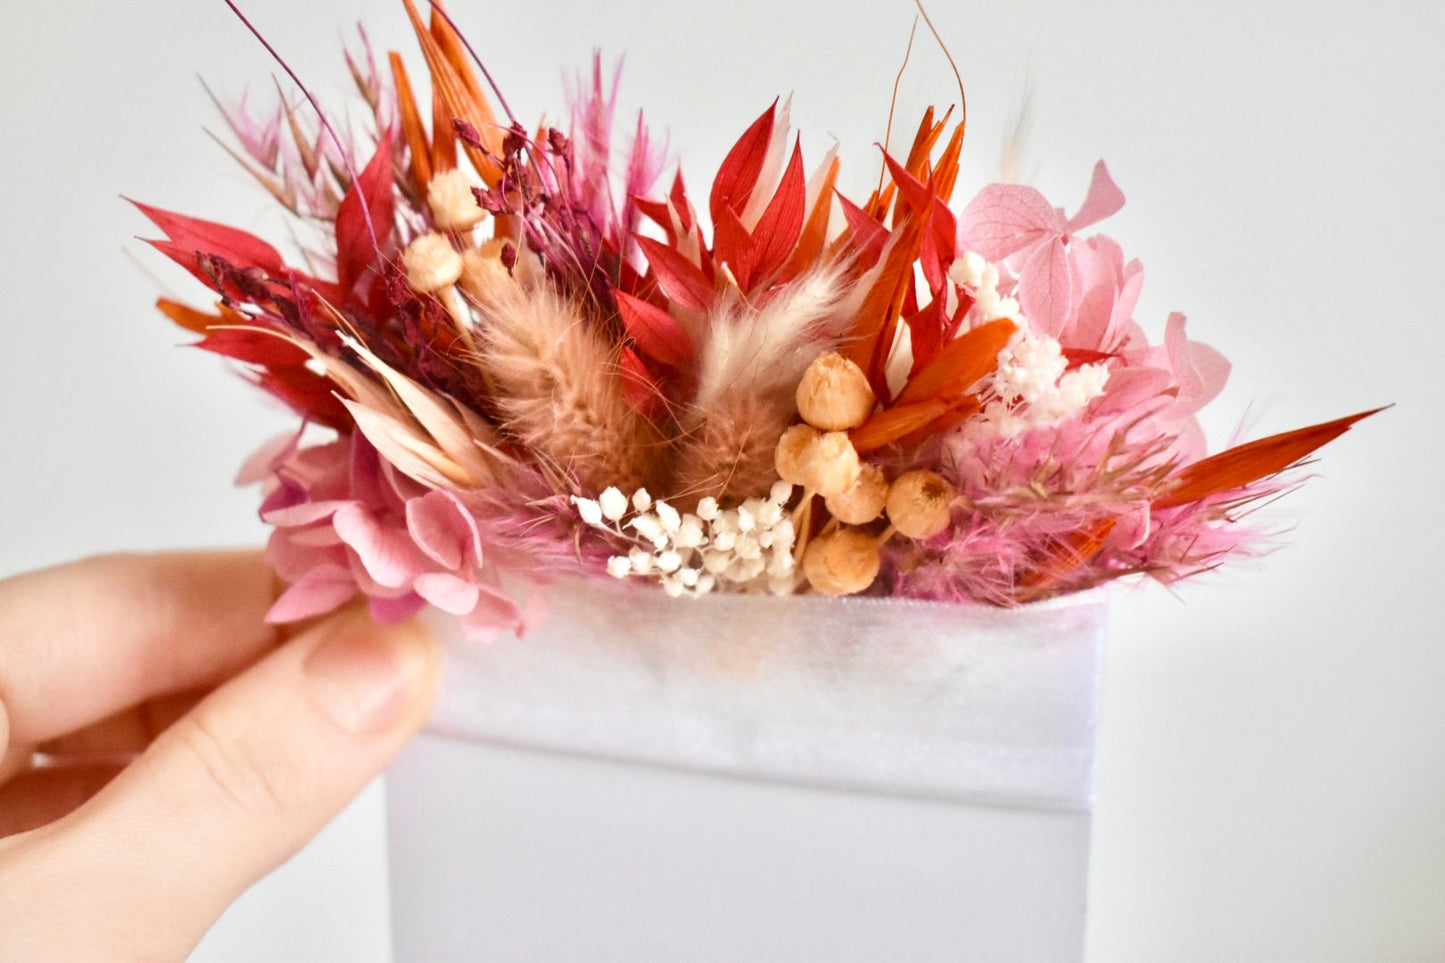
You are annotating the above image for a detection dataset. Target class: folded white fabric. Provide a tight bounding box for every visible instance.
[424,578,1107,810]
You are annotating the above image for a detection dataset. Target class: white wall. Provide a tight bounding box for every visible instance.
[1,0,1439,959]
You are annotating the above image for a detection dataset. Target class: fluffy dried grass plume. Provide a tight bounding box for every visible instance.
[471,280,666,494]
[671,266,855,504]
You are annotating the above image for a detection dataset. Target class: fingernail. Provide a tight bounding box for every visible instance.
[303,616,437,735]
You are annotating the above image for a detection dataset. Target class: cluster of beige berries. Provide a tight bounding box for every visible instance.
[777,352,960,596]
[398,169,542,326]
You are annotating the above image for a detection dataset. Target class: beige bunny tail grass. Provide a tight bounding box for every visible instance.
[473,284,666,494]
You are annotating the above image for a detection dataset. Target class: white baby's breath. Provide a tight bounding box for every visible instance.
[595,482,799,596]
[572,495,604,527]
[599,486,629,522]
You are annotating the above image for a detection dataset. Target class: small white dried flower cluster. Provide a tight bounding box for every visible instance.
[949,251,1021,322]
[947,251,1110,438]
[972,334,1110,438]
[572,483,798,596]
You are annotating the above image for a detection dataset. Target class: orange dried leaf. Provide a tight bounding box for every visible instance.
[1022,519,1117,593]
[931,122,966,205]
[850,399,949,453]
[156,298,224,335]
[782,154,839,280]
[842,216,927,390]
[400,0,502,185]
[430,2,490,109]
[389,51,432,192]
[895,318,1016,407]
[896,396,983,449]
[902,107,949,179]
[1153,407,1384,509]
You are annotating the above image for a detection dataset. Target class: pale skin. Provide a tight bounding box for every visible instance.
[0,550,439,960]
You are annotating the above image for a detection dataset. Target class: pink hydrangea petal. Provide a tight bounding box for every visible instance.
[346,547,418,597]
[1165,313,1231,417]
[1016,237,1071,338]
[383,458,429,504]
[263,499,353,527]
[369,592,427,625]
[956,183,1062,261]
[1096,367,1174,415]
[332,503,429,589]
[1067,241,1119,350]
[1116,260,1144,329]
[1170,417,1209,462]
[406,490,484,570]
[259,482,306,516]
[413,572,482,615]
[1064,160,1126,234]
[348,433,393,512]
[456,588,524,642]
[285,439,352,493]
[266,565,357,623]
[237,430,302,485]
[266,530,349,581]
[1110,501,1153,550]
[287,526,346,548]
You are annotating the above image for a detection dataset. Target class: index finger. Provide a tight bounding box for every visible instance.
[0,551,281,746]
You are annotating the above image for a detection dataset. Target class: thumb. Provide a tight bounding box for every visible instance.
[2,608,439,961]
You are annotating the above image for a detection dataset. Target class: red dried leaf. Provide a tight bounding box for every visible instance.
[903,298,945,377]
[618,345,667,419]
[635,236,713,310]
[614,290,696,367]
[634,197,676,238]
[836,192,888,266]
[1153,408,1383,509]
[1062,347,1117,369]
[251,368,351,431]
[194,327,312,367]
[883,153,933,220]
[713,205,757,292]
[709,102,776,226]
[669,172,694,234]
[132,201,286,274]
[750,140,807,283]
[335,130,396,298]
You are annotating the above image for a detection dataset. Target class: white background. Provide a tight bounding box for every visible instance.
[1,0,1441,959]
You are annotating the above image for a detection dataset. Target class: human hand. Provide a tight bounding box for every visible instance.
[0,550,439,960]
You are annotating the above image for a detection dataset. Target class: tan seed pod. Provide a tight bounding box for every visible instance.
[803,528,882,596]
[402,233,463,293]
[885,470,958,539]
[774,423,819,486]
[795,351,876,430]
[801,430,861,498]
[426,168,488,232]
[824,462,888,525]
[459,244,514,305]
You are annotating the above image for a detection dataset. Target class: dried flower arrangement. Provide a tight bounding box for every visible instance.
[141,0,1377,641]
